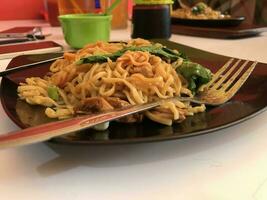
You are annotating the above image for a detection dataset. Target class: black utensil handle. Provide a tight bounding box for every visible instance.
[0,56,63,77]
[0,38,32,45]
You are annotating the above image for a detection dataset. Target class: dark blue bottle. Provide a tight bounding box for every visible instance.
[131,4,171,39]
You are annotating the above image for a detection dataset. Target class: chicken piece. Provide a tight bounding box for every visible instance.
[117,113,144,123]
[76,97,114,113]
[128,65,154,77]
[76,96,143,123]
[105,97,130,108]
[105,97,144,123]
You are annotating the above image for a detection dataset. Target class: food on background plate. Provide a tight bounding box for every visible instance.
[17,38,212,129]
[172,2,230,20]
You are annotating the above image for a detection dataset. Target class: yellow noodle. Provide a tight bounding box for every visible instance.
[17,39,206,126]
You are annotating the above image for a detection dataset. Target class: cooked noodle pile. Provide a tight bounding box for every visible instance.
[17,39,205,126]
[172,2,230,20]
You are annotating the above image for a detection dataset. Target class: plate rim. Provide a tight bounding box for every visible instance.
[171,16,246,27]
[171,16,245,21]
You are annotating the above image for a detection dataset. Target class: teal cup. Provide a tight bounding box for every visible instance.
[59,14,112,49]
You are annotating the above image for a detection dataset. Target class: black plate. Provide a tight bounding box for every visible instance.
[171,16,245,27]
[0,40,266,145]
[171,24,267,39]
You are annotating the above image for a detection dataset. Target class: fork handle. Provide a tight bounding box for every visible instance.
[0,96,203,148]
[0,99,161,148]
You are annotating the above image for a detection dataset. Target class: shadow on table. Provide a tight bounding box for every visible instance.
[35,112,265,177]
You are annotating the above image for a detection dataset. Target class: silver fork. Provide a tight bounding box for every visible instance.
[0,58,257,148]
[193,58,257,105]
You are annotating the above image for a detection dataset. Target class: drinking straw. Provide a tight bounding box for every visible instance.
[67,0,121,15]
[104,0,121,15]
[70,0,83,13]
[95,0,101,9]
[95,0,102,13]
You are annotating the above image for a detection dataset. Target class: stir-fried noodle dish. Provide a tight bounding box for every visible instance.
[17,39,212,129]
[172,2,230,20]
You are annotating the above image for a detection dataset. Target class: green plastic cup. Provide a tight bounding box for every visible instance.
[59,14,112,49]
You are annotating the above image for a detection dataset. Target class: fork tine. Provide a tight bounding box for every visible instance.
[210,59,241,90]
[225,61,257,98]
[219,60,249,91]
[205,58,234,88]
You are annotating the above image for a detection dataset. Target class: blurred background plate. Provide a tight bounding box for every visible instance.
[0,40,267,145]
[171,16,245,27]
[171,24,267,39]
[172,0,267,27]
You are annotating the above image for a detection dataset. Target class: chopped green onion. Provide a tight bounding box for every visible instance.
[48,86,59,101]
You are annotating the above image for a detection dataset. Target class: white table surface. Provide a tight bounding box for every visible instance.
[0,20,267,200]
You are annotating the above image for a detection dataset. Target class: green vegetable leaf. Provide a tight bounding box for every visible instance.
[76,55,109,65]
[191,2,206,15]
[176,61,212,93]
[48,86,59,101]
[77,45,186,65]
